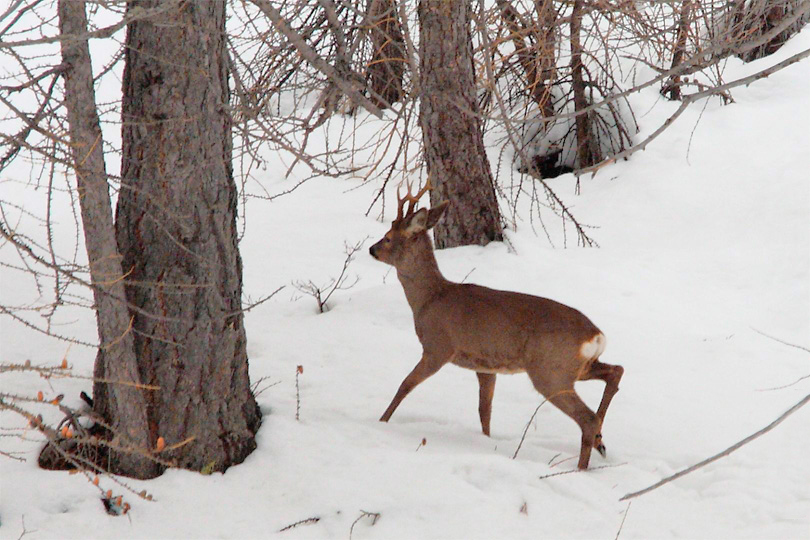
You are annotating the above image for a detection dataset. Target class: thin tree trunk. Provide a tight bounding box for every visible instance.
[533,0,557,118]
[662,0,692,100]
[367,0,405,107]
[55,0,158,478]
[496,0,555,118]
[116,0,260,473]
[419,0,502,248]
[570,0,601,168]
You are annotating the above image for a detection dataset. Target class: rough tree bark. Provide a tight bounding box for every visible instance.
[116,0,260,473]
[366,0,405,108]
[52,0,159,478]
[419,0,503,248]
[570,0,602,168]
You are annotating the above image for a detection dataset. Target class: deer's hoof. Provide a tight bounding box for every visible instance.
[595,434,606,457]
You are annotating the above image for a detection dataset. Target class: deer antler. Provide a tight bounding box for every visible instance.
[396,179,432,221]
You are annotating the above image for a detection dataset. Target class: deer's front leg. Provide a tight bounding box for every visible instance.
[380,356,444,422]
[476,372,496,436]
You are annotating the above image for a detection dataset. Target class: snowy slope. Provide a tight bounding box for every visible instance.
[2,29,809,540]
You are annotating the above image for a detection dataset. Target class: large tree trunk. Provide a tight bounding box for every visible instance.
[419,0,502,248]
[366,0,405,108]
[54,0,159,478]
[116,0,261,473]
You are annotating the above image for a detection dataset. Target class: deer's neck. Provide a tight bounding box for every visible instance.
[396,234,449,315]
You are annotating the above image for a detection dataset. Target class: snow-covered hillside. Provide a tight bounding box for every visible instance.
[2,27,809,540]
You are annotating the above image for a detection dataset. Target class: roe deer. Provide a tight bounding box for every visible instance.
[369,182,623,469]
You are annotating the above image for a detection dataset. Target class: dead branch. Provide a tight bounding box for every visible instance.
[538,462,626,479]
[247,0,383,118]
[293,239,365,313]
[512,398,549,459]
[614,501,632,540]
[295,365,303,421]
[278,516,321,532]
[0,2,183,49]
[620,392,810,501]
[579,45,810,176]
[349,510,381,540]
[752,327,810,354]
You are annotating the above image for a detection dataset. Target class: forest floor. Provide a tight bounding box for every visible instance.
[2,27,809,540]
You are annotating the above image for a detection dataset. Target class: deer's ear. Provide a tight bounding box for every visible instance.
[405,208,429,234]
[426,200,449,229]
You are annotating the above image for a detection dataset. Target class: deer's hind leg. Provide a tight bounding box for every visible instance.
[476,372,496,436]
[526,371,601,470]
[578,359,624,456]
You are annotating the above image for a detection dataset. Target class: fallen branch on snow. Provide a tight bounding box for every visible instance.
[620,392,810,501]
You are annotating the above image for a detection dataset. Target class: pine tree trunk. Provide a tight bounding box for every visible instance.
[419,0,502,249]
[367,0,405,108]
[55,0,159,478]
[116,0,261,473]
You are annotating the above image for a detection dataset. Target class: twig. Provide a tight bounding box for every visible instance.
[615,501,632,540]
[228,286,286,317]
[538,462,626,480]
[349,510,380,540]
[620,392,810,501]
[16,515,35,540]
[247,0,382,118]
[580,46,810,177]
[512,399,548,459]
[460,267,476,284]
[752,329,809,391]
[251,375,281,397]
[751,327,810,354]
[295,365,303,421]
[0,2,184,49]
[278,516,320,533]
[293,240,365,313]
[758,373,810,392]
[1,448,26,462]
[163,437,196,453]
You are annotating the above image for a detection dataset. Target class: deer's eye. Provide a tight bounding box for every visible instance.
[384,237,391,243]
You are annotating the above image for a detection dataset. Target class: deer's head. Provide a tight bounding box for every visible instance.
[369,181,448,267]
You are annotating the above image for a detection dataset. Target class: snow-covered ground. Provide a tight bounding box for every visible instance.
[2,27,809,540]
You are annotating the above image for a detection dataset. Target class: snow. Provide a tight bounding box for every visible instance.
[2,27,810,540]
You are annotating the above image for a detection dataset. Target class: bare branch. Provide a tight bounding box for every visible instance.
[278,516,321,533]
[0,2,182,49]
[247,0,383,118]
[620,392,810,501]
[580,45,810,176]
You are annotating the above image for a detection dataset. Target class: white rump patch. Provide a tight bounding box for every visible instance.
[579,333,606,359]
